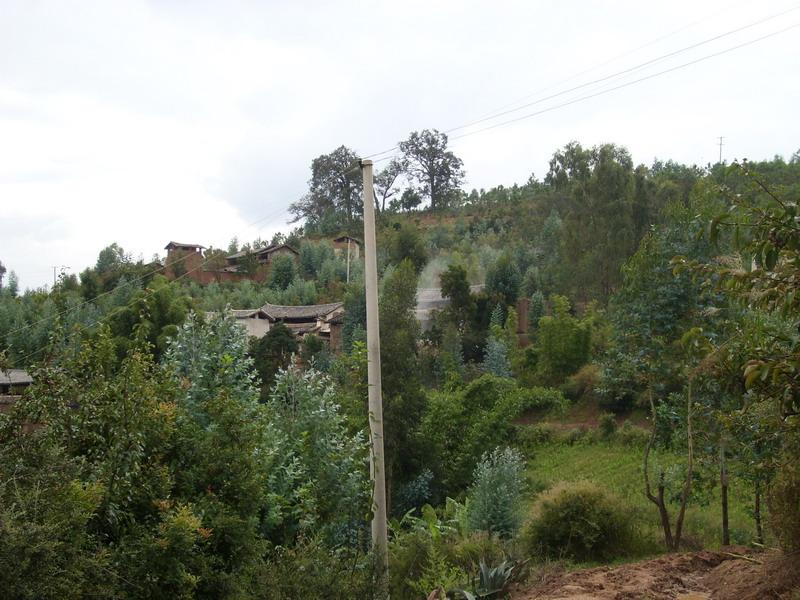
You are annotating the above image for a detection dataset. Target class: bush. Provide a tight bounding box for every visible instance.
[562,426,588,446]
[393,469,434,517]
[523,481,634,562]
[562,364,600,402]
[389,502,508,600]
[598,412,617,438]
[513,424,555,453]
[616,420,650,447]
[256,537,377,600]
[466,448,525,538]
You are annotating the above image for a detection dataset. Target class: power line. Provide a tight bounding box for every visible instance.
[461,0,751,124]
[448,23,799,143]
[364,5,799,160]
[445,4,799,136]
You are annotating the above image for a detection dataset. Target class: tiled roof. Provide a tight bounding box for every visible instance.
[226,244,299,260]
[165,241,206,250]
[261,302,343,321]
[0,369,33,386]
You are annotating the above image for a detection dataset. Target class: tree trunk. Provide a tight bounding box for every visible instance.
[673,380,694,551]
[754,479,764,545]
[720,441,730,546]
[644,386,674,550]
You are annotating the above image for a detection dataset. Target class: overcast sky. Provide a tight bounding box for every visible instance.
[2,0,798,290]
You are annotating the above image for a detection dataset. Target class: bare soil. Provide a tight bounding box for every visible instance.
[511,548,799,600]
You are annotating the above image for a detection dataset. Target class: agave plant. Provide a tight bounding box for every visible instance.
[447,558,526,600]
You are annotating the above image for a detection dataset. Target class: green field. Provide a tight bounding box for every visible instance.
[525,440,761,553]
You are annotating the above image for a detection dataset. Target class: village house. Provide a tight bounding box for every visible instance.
[227,301,345,353]
[331,235,362,259]
[163,241,300,285]
[0,369,33,415]
[224,243,299,273]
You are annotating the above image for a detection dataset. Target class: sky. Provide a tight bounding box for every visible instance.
[1,0,798,290]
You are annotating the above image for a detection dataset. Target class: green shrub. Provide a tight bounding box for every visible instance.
[523,481,634,562]
[389,505,508,600]
[563,426,588,446]
[466,448,525,538]
[513,424,555,453]
[598,412,617,438]
[517,386,568,414]
[562,364,600,401]
[256,537,377,600]
[616,420,650,447]
[420,375,530,497]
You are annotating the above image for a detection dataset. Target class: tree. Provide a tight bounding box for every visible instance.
[379,259,426,509]
[269,254,296,290]
[95,243,130,276]
[440,264,474,329]
[483,328,512,378]
[0,260,6,289]
[289,146,362,231]
[374,157,407,214]
[680,161,800,551]
[164,313,270,596]
[536,295,590,385]
[486,253,521,308]
[250,322,298,398]
[107,275,192,360]
[399,130,464,211]
[546,142,643,300]
[387,222,428,274]
[263,368,369,545]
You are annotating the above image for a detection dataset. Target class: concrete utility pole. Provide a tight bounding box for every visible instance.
[346,237,351,284]
[717,136,725,164]
[360,159,388,583]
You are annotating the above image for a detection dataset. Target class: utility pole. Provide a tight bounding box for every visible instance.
[717,136,724,164]
[361,159,388,586]
[346,237,351,284]
[51,265,69,288]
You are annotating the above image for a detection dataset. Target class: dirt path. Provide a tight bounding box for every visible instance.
[512,549,798,600]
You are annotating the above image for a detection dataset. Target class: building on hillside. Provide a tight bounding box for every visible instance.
[332,235,362,259]
[164,242,206,278]
[162,241,299,285]
[224,244,299,274]
[227,301,345,353]
[229,309,272,338]
[0,369,33,395]
[0,369,33,415]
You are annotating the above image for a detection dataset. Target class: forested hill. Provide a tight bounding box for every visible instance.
[3,133,800,597]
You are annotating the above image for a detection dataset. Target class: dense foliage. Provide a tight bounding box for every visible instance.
[2,144,800,597]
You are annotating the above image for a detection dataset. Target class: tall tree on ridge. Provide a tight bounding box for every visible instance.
[290,146,362,231]
[399,129,464,211]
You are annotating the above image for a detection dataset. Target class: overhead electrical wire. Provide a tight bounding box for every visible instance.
[461,0,751,123]
[364,4,799,159]
[448,22,799,142]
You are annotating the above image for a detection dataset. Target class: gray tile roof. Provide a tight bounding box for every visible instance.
[261,302,343,321]
[0,369,33,386]
[165,241,206,250]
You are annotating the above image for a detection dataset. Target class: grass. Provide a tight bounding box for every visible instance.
[524,438,762,552]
